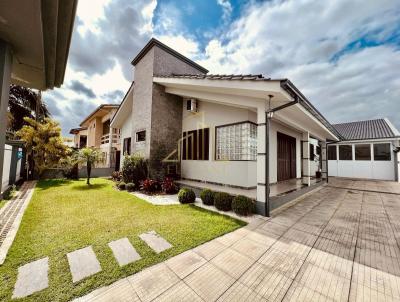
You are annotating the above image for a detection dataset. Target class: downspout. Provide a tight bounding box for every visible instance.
[264,94,299,217]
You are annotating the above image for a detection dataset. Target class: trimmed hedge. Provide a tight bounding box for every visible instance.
[178,188,196,204]
[126,183,135,192]
[232,195,254,216]
[200,189,215,205]
[214,192,233,211]
[118,182,126,190]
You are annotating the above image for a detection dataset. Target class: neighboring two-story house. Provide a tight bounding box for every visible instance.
[70,104,121,170]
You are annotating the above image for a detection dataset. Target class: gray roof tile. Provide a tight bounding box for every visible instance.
[333,119,398,140]
[154,73,276,81]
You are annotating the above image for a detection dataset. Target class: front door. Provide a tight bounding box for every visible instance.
[277,132,296,181]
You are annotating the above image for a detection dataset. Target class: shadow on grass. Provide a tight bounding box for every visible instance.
[70,183,108,191]
[36,179,73,190]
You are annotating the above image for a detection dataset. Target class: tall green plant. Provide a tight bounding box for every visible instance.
[76,148,103,185]
[121,153,148,186]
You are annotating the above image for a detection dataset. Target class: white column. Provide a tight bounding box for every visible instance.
[256,105,267,215]
[302,132,311,186]
[0,40,12,194]
[108,128,113,168]
[321,141,327,181]
[395,141,400,183]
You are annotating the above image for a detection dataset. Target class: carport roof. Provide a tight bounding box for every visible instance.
[333,118,400,141]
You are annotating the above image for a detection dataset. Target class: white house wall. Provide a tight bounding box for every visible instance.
[119,113,132,168]
[328,142,396,181]
[181,101,257,188]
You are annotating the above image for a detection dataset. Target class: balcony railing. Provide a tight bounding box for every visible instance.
[100,133,120,145]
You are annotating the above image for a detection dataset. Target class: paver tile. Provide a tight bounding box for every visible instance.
[260,221,289,236]
[139,230,172,253]
[193,239,227,261]
[211,247,254,279]
[152,281,203,302]
[215,229,247,246]
[73,279,140,302]
[184,263,235,301]
[231,237,269,260]
[127,263,179,302]
[166,250,206,279]
[67,246,102,283]
[283,281,336,302]
[108,238,141,267]
[294,262,350,301]
[217,281,266,302]
[12,257,49,299]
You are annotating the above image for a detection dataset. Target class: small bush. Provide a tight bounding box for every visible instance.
[162,177,178,194]
[232,195,255,216]
[118,182,126,190]
[178,188,196,204]
[140,179,160,193]
[126,182,135,192]
[122,154,148,186]
[214,192,233,211]
[112,171,122,181]
[200,189,215,205]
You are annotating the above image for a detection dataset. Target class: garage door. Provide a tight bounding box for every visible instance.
[328,143,395,180]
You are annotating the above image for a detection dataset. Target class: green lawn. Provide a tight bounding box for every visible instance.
[0,178,244,301]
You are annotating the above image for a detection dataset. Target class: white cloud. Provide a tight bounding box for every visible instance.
[217,0,233,22]
[157,35,200,59]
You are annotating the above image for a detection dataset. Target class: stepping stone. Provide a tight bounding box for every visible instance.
[139,231,173,253]
[12,257,49,299]
[67,246,101,283]
[108,238,141,266]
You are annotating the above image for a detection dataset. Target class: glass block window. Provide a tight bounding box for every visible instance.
[216,122,257,161]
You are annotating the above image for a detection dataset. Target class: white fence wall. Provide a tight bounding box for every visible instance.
[2,144,13,192]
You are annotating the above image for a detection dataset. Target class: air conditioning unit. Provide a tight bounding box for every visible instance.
[186,99,198,113]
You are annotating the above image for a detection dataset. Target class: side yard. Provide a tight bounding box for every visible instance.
[0,178,244,301]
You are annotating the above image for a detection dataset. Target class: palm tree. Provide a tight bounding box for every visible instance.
[75,148,103,185]
[8,84,50,135]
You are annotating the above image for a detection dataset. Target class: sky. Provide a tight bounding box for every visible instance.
[43,0,400,136]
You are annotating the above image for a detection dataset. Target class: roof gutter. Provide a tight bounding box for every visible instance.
[280,80,342,140]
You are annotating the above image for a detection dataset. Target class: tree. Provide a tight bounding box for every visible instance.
[16,117,70,177]
[75,148,103,185]
[8,85,50,135]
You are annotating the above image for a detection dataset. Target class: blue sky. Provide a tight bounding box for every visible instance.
[44,0,400,136]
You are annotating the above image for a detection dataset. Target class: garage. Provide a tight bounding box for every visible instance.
[328,119,400,181]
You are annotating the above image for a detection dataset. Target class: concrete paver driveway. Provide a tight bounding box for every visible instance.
[75,180,400,302]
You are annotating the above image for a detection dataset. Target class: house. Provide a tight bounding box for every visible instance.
[73,104,121,170]
[0,0,77,194]
[328,119,400,181]
[111,38,341,216]
[69,127,88,149]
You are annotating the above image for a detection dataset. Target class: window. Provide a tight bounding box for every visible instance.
[339,145,352,160]
[310,144,315,161]
[216,122,257,161]
[182,128,209,160]
[355,144,371,161]
[123,138,131,155]
[102,120,110,135]
[328,145,337,160]
[136,130,146,142]
[374,143,391,161]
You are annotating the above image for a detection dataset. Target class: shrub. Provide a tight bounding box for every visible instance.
[118,182,126,190]
[214,192,233,211]
[162,177,178,194]
[178,188,196,204]
[200,189,215,205]
[140,179,160,193]
[126,182,135,192]
[112,171,122,181]
[232,195,255,216]
[122,154,148,186]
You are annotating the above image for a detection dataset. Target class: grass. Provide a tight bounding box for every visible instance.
[0,178,244,301]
